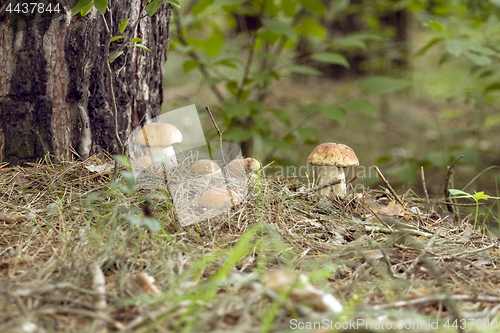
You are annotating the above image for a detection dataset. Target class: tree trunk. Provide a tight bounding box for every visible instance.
[0,0,171,164]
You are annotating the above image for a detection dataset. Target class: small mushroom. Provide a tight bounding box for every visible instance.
[307,143,359,198]
[135,123,182,166]
[198,187,240,209]
[226,157,260,178]
[190,159,221,176]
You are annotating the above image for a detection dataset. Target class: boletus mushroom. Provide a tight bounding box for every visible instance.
[198,187,240,209]
[135,123,182,166]
[307,143,358,198]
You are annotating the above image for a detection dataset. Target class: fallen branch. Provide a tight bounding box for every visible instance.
[373,166,404,206]
[205,106,236,208]
[364,294,500,311]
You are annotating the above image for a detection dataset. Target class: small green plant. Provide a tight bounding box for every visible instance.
[448,188,500,227]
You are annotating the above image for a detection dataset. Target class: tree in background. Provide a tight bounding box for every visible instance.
[0,0,171,164]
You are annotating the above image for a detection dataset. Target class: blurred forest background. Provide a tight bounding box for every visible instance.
[161,0,500,197]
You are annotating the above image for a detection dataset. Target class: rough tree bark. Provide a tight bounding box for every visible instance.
[0,0,171,164]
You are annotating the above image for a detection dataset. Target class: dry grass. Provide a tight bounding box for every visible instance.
[1,156,500,333]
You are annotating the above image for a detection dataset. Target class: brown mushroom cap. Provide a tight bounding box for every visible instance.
[227,158,260,177]
[199,188,239,208]
[307,143,359,167]
[190,159,220,175]
[135,123,182,147]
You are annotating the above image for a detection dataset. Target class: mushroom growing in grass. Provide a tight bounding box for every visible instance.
[135,123,182,166]
[307,143,359,198]
[227,158,260,179]
[198,187,240,209]
[190,159,221,176]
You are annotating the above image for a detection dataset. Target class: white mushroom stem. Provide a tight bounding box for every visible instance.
[147,146,177,167]
[317,166,346,197]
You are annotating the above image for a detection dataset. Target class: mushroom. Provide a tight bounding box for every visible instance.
[135,123,182,166]
[307,143,359,198]
[198,187,239,209]
[226,157,260,179]
[190,159,221,176]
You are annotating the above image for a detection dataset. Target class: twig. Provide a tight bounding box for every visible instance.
[289,180,342,197]
[205,107,236,208]
[442,155,463,214]
[440,201,484,207]
[366,206,393,232]
[236,33,257,102]
[373,166,404,206]
[364,294,500,311]
[396,230,440,279]
[89,261,106,310]
[3,283,100,298]
[421,166,430,206]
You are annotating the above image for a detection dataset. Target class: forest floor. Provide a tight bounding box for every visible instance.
[1,156,500,333]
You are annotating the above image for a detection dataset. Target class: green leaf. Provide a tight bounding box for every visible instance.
[146,0,163,16]
[133,44,152,52]
[448,189,472,199]
[257,31,281,44]
[109,51,124,63]
[320,105,346,123]
[80,2,94,16]
[296,127,317,141]
[427,20,443,32]
[311,52,349,68]
[262,137,294,154]
[281,0,296,17]
[297,0,325,15]
[485,82,500,94]
[201,77,221,86]
[94,0,108,14]
[226,81,238,96]
[473,191,490,201]
[125,216,161,233]
[131,38,143,43]
[192,30,225,56]
[295,17,327,39]
[444,39,463,57]
[212,0,245,6]
[119,18,129,33]
[110,35,126,42]
[261,18,296,42]
[413,37,444,56]
[192,0,213,15]
[342,99,375,115]
[426,151,448,168]
[272,109,291,126]
[358,76,412,94]
[214,58,238,68]
[288,65,323,76]
[248,100,267,112]
[467,44,496,56]
[163,0,181,8]
[71,0,92,15]
[182,59,200,73]
[464,51,492,66]
[253,115,271,135]
[223,102,251,118]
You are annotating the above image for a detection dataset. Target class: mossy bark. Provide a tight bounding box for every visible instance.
[0,0,171,164]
